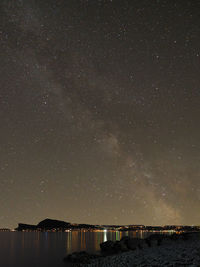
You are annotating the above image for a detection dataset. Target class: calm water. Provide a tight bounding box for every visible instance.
[0,230,162,267]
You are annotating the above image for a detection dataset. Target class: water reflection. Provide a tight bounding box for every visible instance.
[66,231,72,252]
[103,229,107,242]
[64,229,159,254]
[0,230,172,267]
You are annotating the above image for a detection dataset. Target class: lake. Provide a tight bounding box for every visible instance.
[0,230,166,267]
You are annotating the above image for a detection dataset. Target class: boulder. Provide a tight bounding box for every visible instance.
[161,236,173,246]
[170,233,180,241]
[113,240,128,253]
[138,238,148,249]
[100,240,115,254]
[120,236,130,243]
[147,234,167,246]
[145,238,151,247]
[126,238,142,250]
[120,236,147,249]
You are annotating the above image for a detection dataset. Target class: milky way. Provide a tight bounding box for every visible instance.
[0,0,200,228]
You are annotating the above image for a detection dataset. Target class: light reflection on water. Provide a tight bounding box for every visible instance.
[0,230,168,267]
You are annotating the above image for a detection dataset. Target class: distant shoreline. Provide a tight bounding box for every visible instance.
[5,218,200,233]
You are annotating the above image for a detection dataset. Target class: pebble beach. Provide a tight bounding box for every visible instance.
[66,233,200,266]
[85,239,200,266]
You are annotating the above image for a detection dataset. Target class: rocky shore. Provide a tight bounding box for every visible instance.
[64,232,200,266]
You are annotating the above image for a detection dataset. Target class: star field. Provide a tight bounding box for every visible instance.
[0,0,200,228]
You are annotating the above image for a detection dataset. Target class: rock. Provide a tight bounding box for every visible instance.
[120,236,130,243]
[113,240,128,253]
[179,232,200,241]
[120,236,147,250]
[100,240,115,254]
[161,236,173,246]
[170,233,180,240]
[139,239,149,249]
[147,234,168,246]
[126,238,142,250]
[145,238,151,247]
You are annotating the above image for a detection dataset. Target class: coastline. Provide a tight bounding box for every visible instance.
[65,232,200,266]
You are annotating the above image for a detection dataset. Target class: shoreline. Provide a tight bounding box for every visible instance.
[64,232,200,266]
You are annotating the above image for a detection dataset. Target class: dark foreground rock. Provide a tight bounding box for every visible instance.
[100,240,115,254]
[100,236,160,255]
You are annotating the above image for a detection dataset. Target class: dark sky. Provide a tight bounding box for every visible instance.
[0,0,200,228]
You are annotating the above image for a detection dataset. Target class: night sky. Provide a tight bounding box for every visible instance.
[0,0,200,228]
